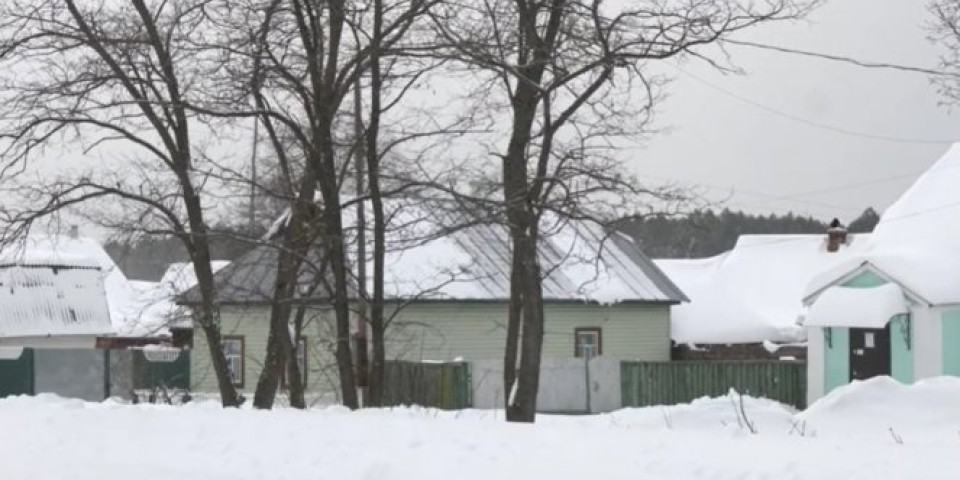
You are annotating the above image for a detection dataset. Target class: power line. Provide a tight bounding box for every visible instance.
[726,39,960,78]
[670,64,960,145]
[634,172,865,213]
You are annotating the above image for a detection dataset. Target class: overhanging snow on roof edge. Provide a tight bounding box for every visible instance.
[805,283,908,328]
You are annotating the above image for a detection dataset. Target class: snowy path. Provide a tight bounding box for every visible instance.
[2,382,959,480]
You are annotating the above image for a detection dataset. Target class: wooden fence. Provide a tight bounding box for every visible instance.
[0,349,34,397]
[621,361,807,410]
[382,361,472,410]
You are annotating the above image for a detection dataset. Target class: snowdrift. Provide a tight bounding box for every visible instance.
[1,379,959,479]
[798,376,960,440]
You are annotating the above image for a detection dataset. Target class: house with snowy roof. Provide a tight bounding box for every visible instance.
[181,216,686,410]
[0,247,112,349]
[0,233,116,399]
[0,232,202,400]
[802,143,960,404]
[654,225,868,360]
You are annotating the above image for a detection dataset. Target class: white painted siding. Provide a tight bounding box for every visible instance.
[191,306,340,402]
[806,326,824,405]
[191,302,671,398]
[913,306,941,379]
[386,302,670,362]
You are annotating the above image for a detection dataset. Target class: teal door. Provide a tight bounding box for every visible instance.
[0,348,34,397]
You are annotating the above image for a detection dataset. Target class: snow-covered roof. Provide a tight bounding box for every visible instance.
[0,252,112,338]
[123,261,230,337]
[805,283,908,328]
[655,233,870,344]
[388,221,686,303]
[190,217,685,305]
[804,143,960,306]
[1,235,143,335]
[0,235,230,338]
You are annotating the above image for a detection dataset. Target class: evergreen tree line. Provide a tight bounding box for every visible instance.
[618,207,880,259]
[109,207,881,280]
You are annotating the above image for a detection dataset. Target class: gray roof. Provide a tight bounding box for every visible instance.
[182,218,686,306]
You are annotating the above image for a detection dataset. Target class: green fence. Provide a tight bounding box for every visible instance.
[0,349,34,397]
[621,361,807,410]
[382,361,472,410]
[132,349,191,390]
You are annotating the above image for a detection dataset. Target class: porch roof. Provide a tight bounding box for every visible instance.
[805,283,908,328]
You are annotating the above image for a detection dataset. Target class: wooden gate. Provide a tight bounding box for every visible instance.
[621,361,807,410]
[382,361,472,410]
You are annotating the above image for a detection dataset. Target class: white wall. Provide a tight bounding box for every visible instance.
[806,326,824,405]
[913,306,942,379]
[471,356,622,413]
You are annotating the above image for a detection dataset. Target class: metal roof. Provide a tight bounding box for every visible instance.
[0,263,113,338]
[183,216,685,305]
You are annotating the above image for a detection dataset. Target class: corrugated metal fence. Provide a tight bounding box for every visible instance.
[621,361,807,409]
[382,361,472,410]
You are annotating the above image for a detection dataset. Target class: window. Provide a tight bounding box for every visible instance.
[281,337,308,389]
[221,336,244,387]
[574,328,602,358]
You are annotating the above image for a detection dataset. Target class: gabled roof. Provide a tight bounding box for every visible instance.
[656,233,870,344]
[803,143,960,306]
[0,258,112,338]
[124,261,231,336]
[184,216,685,305]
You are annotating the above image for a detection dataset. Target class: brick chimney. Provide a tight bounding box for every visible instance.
[826,218,848,253]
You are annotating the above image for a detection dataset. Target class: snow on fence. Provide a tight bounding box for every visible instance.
[382,360,472,410]
[621,360,807,410]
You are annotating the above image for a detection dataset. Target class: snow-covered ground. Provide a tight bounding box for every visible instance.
[2,377,959,479]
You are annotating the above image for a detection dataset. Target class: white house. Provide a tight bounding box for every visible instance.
[802,143,960,404]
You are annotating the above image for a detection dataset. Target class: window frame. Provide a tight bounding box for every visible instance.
[221,335,245,388]
[280,337,308,390]
[574,327,602,358]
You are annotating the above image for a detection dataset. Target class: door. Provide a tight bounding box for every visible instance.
[849,325,891,381]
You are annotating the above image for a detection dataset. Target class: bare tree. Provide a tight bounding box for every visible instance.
[0,0,244,406]
[428,0,817,422]
[196,0,441,409]
[930,0,960,102]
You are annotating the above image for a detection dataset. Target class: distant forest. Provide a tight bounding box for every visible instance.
[106,207,881,281]
[618,207,880,259]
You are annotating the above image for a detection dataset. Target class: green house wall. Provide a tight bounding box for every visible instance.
[841,270,887,288]
[942,309,960,376]
[890,314,914,383]
[823,327,849,393]
[190,302,671,396]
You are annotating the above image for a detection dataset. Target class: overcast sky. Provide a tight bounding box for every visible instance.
[628,0,960,222]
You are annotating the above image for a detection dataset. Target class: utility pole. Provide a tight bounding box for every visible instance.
[353,77,369,406]
[248,117,259,233]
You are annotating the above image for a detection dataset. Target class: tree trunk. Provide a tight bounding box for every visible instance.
[502,244,523,410]
[317,120,359,410]
[184,195,242,408]
[253,166,317,409]
[506,231,545,422]
[364,0,387,408]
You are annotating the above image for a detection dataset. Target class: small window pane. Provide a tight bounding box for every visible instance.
[574,328,601,358]
[221,337,244,387]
